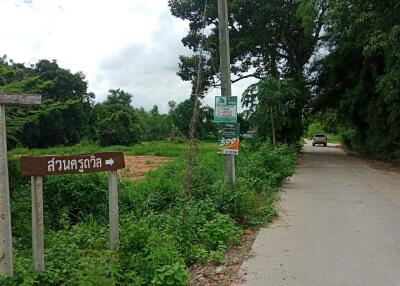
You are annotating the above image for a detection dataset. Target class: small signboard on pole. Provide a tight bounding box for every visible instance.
[20,152,125,272]
[218,123,240,155]
[214,96,237,123]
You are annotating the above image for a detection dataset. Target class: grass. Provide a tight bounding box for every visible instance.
[9,141,216,158]
[4,140,297,285]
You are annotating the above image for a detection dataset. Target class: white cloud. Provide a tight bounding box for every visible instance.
[0,0,256,113]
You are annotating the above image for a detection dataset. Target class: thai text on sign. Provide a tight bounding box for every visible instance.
[214,96,237,123]
[20,152,125,176]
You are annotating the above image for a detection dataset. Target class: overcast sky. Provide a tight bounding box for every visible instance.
[0,0,256,112]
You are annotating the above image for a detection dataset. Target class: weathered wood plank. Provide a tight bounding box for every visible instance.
[31,176,44,272]
[0,93,42,106]
[0,105,13,277]
[20,152,125,176]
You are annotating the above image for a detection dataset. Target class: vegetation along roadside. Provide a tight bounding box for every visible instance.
[2,141,296,285]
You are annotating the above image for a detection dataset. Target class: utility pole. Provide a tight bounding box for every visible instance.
[218,0,235,187]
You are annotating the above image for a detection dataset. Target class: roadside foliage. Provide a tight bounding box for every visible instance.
[313,0,400,163]
[2,142,296,285]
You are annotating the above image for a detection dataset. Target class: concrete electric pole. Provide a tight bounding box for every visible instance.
[217,0,235,187]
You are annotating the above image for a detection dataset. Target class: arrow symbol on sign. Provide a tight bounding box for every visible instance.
[105,158,114,166]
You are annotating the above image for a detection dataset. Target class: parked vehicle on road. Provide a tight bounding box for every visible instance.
[312,134,327,147]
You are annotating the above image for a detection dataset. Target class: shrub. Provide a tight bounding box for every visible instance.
[199,213,242,250]
[99,110,141,146]
[151,262,189,286]
[43,173,108,230]
[238,143,296,192]
[5,141,297,285]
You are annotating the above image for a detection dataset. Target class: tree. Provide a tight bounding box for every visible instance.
[169,0,327,85]
[313,0,400,162]
[168,0,327,144]
[98,110,140,146]
[0,57,91,148]
[89,89,141,146]
[169,99,217,139]
[242,77,301,144]
[137,105,174,141]
[105,89,133,107]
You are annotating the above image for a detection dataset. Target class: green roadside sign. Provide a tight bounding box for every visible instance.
[214,96,237,123]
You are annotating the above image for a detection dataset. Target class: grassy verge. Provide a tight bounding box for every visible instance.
[9,141,212,158]
[3,141,296,286]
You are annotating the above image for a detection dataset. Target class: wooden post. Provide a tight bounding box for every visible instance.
[0,93,41,277]
[218,0,236,187]
[31,176,44,272]
[108,170,119,250]
[0,104,13,277]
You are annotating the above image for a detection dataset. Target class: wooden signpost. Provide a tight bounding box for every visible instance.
[20,152,125,271]
[0,93,41,277]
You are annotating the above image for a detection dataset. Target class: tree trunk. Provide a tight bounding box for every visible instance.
[271,105,276,145]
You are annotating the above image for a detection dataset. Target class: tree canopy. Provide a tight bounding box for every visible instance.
[169,0,327,144]
[169,0,327,84]
[313,0,400,162]
[0,56,92,148]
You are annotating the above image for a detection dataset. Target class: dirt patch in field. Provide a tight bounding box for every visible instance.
[189,228,258,286]
[121,156,173,181]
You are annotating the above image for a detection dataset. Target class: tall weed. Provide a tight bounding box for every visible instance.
[4,141,296,285]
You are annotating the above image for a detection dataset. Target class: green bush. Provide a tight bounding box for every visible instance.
[8,159,31,248]
[43,174,109,230]
[151,262,189,286]
[98,110,141,146]
[199,213,242,250]
[238,143,296,192]
[307,122,325,138]
[4,141,296,285]
[119,217,186,285]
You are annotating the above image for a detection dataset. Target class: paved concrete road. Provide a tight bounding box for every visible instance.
[239,142,400,286]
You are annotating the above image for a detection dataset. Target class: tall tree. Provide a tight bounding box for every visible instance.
[169,99,217,139]
[89,89,141,146]
[169,0,327,143]
[0,57,91,148]
[242,77,301,144]
[313,0,400,162]
[169,0,327,85]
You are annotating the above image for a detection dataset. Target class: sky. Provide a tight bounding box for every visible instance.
[0,0,257,113]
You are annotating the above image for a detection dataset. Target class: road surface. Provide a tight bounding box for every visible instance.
[239,141,400,286]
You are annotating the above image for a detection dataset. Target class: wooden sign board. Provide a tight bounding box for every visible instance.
[20,151,125,271]
[0,93,42,106]
[20,152,125,176]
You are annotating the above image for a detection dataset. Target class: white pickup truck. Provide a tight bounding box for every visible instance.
[312,134,327,147]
